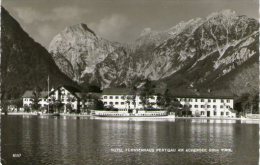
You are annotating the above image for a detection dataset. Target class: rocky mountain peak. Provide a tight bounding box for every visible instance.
[48,9,258,96]
[48,22,121,83]
[64,23,96,37]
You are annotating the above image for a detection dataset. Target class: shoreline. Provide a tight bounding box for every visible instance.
[2,112,260,121]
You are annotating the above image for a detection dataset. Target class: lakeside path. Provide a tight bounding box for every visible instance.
[175,116,260,121]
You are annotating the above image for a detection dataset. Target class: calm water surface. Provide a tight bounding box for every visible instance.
[1,116,259,165]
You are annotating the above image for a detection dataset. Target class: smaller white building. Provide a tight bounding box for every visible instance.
[22,91,49,108]
[22,86,82,112]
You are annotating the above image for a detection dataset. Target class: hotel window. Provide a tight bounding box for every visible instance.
[189,98,192,102]
[121,96,125,99]
[201,111,205,115]
[109,102,113,105]
[115,96,119,99]
[208,99,211,102]
[195,99,198,102]
[213,99,216,102]
[221,112,224,116]
[227,99,230,103]
[104,96,107,99]
[214,111,216,116]
[220,105,223,108]
[207,105,210,108]
[121,102,124,105]
[109,96,113,99]
[221,99,224,103]
[195,105,198,108]
[213,105,216,108]
[201,105,204,108]
[226,112,229,116]
[115,102,119,105]
[201,99,204,102]
[189,105,192,108]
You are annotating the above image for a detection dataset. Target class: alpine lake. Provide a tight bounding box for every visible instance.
[1,115,259,165]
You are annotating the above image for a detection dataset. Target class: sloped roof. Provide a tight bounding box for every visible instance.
[102,88,132,95]
[171,88,235,99]
[48,85,81,98]
[75,92,101,99]
[22,91,48,98]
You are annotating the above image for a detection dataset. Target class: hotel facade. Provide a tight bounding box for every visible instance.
[22,86,236,117]
[100,88,236,117]
[176,96,235,117]
[22,86,95,113]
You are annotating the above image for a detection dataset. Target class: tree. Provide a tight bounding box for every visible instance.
[31,88,41,111]
[66,94,76,113]
[53,100,63,113]
[168,98,182,116]
[80,93,90,113]
[140,79,155,110]
[131,86,137,110]
[230,63,259,115]
[11,99,23,111]
[126,96,131,110]
[24,104,30,112]
[93,99,104,110]
[157,89,172,110]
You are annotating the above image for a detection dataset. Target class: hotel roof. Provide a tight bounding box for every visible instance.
[102,87,166,95]
[102,88,234,99]
[171,89,235,99]
[22,91,48,98]
[102,88,133,95]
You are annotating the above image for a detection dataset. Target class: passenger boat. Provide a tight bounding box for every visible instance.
[91,109,175,118]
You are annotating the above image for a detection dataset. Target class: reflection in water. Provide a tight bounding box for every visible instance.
[1,116,259,165]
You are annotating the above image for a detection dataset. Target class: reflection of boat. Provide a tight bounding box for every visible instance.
[37,112,60,116]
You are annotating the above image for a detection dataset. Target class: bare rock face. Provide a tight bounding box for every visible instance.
[49,10,259,93]
[49,23,121,83]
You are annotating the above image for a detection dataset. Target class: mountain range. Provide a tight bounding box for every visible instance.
[1,7,259,102]
[48,10,259,97]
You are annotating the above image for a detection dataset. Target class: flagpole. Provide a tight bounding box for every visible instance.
[48,75,49,114]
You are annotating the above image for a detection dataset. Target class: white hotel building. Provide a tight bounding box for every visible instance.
[176,96,236,117]
[101,88,236,117]
[101,88,159,111]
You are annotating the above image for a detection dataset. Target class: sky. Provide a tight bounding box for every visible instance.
[3,0,259,48]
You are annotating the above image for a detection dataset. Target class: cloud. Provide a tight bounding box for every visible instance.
[90,14,130,41]
[52,7,88,21]
[13,6,89,23]
[14,7,43,24]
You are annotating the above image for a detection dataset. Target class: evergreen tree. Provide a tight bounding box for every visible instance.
[140,79,155,110]
[31,87,41,111]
